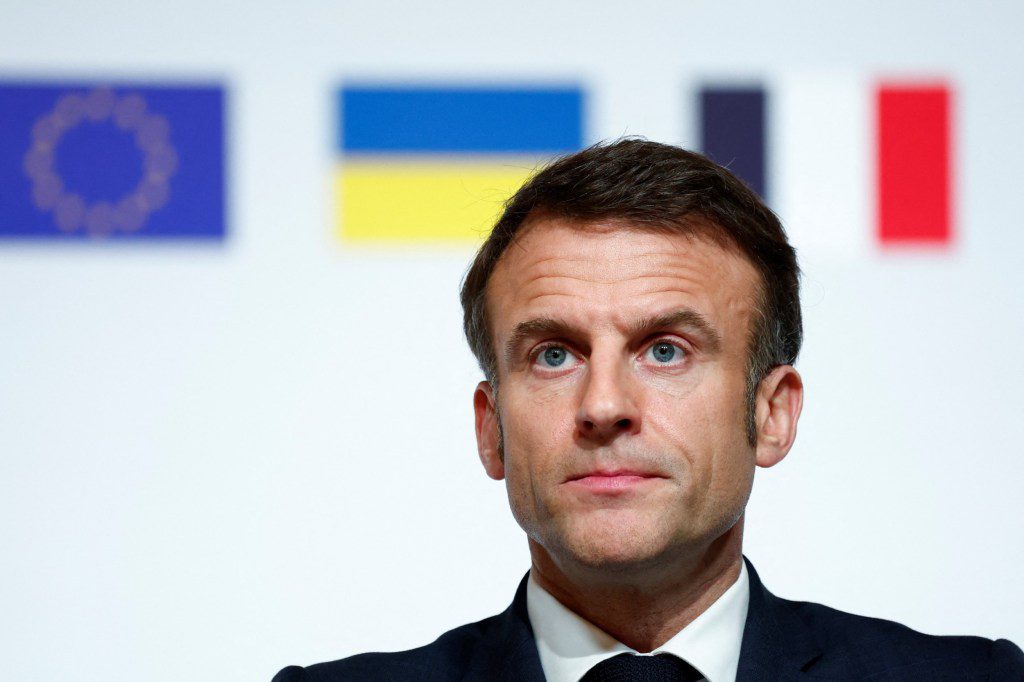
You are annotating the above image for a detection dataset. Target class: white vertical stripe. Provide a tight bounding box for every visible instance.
[771,73,872,259]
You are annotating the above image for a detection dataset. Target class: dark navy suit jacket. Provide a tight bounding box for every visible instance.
[274,559,1024,681]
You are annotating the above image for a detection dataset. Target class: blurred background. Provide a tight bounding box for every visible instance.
[2,1,1022,679]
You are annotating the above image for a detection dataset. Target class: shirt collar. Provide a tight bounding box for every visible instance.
[526,561,750,682]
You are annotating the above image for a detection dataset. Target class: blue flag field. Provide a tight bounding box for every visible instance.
[0,82,224,240]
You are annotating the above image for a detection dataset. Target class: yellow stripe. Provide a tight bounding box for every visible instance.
[336,161,536,243]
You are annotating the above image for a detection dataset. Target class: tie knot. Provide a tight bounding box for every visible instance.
[580,652,703,682]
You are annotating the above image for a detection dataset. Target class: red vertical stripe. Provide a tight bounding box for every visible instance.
[876,84,952,245]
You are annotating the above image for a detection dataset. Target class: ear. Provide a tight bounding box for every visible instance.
[753,365,804,468]
[474,381,505,480]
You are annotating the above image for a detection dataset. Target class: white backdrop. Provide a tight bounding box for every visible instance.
[1,2,1022,680]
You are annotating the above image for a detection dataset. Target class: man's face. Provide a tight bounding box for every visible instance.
[475,217,768,571]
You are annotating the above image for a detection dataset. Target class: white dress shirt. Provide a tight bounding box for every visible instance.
[526,561,750,682]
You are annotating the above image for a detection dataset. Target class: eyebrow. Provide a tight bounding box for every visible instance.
[630,309,722,353]
[503,308,722,367]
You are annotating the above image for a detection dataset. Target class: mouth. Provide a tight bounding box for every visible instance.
[564,469,667,494]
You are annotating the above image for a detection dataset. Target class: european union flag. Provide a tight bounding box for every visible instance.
[0,82,225,239]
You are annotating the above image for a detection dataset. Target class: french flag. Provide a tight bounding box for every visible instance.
[698,77,954,254]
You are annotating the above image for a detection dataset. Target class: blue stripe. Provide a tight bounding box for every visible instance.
[341,86,583,154]
[0,82,225,239]
[699,87,767,199]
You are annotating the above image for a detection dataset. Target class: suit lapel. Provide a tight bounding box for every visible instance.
[736,557,822,681]
[465,573,546,682]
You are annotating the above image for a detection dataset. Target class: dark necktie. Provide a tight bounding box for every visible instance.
[579,652,703,682]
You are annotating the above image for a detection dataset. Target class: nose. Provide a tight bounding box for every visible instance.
[575,355,641,444]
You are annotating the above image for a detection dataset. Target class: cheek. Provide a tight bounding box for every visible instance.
[498,391,576,503]
[647,365,747,435]
[500,381,578,455]
[693,382,757,511]
[646,373,752,485]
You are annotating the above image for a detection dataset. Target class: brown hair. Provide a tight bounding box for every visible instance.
[460,138,801,441]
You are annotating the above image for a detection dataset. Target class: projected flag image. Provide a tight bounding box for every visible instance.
[697,80,954,251]
[336,85,584,243]
[0,81,225,240]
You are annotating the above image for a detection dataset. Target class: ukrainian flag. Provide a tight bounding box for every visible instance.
[336,85,583,243]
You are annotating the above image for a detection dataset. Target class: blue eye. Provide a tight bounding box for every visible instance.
[541,346,568,367]
[649,342,680,363]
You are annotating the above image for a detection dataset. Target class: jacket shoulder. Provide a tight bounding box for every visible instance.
[778,596,1024,677]
[272,612,506,682]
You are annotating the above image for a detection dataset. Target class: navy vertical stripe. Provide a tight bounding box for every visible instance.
[699,87,767,199]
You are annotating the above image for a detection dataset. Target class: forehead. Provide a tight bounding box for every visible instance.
[485,217,761,349]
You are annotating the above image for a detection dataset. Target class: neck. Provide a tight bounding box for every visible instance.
[529,519,745,653]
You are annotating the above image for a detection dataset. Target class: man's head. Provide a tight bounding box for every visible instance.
[462,139,801,441]
[460,139,804,577]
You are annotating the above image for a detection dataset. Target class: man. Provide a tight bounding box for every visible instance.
[275,140,1023,681]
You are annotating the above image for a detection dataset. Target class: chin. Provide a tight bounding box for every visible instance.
[554,516,679,572]
[569,547,666,573]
